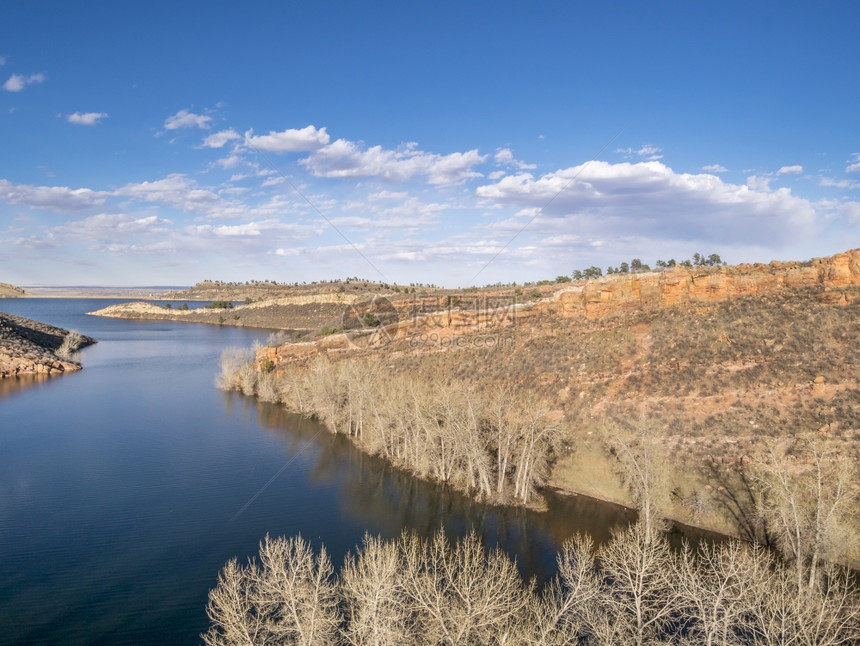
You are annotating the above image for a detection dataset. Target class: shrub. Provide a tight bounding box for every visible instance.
[57,330,85,360]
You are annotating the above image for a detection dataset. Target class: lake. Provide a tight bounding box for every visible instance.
[0,298,636,645]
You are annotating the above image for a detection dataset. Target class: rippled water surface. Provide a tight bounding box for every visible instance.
[0,298,640,645]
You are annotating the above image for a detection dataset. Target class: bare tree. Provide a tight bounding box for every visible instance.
[745,554,860,646]
[307,358,347,433]
[56,330,85,360]
[754,441,858,594]
[203,534,340,646]
[203,557,267,646]
[512,402,561,504]
[675,539,766,646]
[533,533,601,646]
[608,430,672,543]
[340,533,411,646]
[485,385,520,496]
[399,530,532,646]
[216,347,256,392]
[596,520,681,646]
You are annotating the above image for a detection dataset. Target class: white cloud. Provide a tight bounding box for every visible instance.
[476,161,817,246]
[0,178,105,211]
[114,174,228,215]
[701,164,728,173]
[846,153,860,173]
[201,129,241,148]
[67,112,109,126]
[777,165,803,175]
[163,109,212,130]
[54,214,171,240]
[820,177,860,190]
[494,147,536,170]
[260,176,286,187]
[616,144,663,161]
[746,175,771,191]
[189,218,312,240]
[213,154,242,170]
[244,125,330,152]
[837,201,860,223]
[337,195,448,230]
[3,72,45,92]
[304,139,487,185]
[495,148,514,164]
[368,190,408,201]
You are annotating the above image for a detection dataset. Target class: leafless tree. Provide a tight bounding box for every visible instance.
[674,539,765,646]
[484,385,520,496]
[596,520,681,646]
[203,534,340,646]
[399,530,532,645]
[340,533,411,646]
[216,347,256,392]
[754,441,857,594]
[744,554,860,646]
[608,430,672,543]
[511,402,561,504]
[203,557,267,646]
[533,533,601,646]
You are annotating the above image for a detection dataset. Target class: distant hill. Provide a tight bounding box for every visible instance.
[0,282,25,298]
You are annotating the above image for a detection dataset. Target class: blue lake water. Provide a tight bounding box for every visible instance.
[0,298,636,645]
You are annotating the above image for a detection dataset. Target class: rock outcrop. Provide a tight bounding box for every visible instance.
[0,313,96,378]
[350,249,860,344]
[552,248,860,318]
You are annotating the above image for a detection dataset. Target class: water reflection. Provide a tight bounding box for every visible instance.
[0,373,55,400]
[235,395,644,583]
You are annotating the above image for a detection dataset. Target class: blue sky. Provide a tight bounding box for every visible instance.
[1,1,858,287]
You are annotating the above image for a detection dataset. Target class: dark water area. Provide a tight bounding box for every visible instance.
[0,298,701,645]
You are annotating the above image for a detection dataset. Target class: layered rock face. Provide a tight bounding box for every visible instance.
[554,248,860,318]
[260,249,860,364]
[0,313,96,378]
[368,249,860,341]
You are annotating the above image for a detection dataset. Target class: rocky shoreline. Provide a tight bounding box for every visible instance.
[0,312,96,378]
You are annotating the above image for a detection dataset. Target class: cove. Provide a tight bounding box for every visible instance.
[1,298,652,645]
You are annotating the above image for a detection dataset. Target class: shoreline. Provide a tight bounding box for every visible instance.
[15,286,183,299]
[0,312,97,378]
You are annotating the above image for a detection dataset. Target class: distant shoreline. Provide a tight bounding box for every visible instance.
[17,286,190,299]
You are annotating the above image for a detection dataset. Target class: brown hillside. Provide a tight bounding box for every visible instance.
[0,282,26,298]
[251,249,859,544]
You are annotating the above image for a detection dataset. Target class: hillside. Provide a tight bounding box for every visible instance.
[211,248,860,551]
[89,250,860,545]
[0,282,26,298]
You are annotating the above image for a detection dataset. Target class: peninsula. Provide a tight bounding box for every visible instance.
[0,312,96,378]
